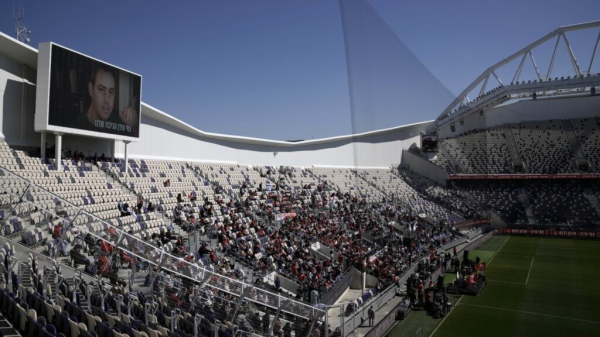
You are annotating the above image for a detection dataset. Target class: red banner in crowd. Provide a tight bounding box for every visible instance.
[450,173,600,180]
[456,218,491,227]
[494,228,600,238]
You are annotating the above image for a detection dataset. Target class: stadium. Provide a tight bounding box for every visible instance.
[0,1,599,337]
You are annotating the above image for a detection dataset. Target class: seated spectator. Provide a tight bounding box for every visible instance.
[70,244,90,269]
[55,202,68,218]
[122,202,132,216]
[118,201,127,216]
[52,222,63,239]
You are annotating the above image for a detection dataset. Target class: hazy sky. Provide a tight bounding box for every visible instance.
[2,0,599,140]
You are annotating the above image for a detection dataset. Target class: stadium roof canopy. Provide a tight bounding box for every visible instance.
[427,20,600,134]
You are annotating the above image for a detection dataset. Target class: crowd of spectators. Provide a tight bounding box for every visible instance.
[165,167,462,305]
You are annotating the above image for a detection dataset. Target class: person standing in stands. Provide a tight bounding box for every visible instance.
[368,306,375,326]
[137,195,143,214]
[275,276,281,292]
[262,312,270,334]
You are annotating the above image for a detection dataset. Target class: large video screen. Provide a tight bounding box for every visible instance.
[47,44,141,138]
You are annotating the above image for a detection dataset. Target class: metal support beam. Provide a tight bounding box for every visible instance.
[149,251,165,291]
[7,255,16,291]
[124,141,131,184]
[55,274,64,302]
[268,294,282,335]
[430,20,600,133]
[42,267,53,300]
[528,51,542,81]
[145,302,151,326]
[478,74,490,97]
[87,285,94,313]
[8,184,31,218]
[40,132,46,161]
[63,208,83,233]
[305,315,320,337]
[513,53,528,84]
[588,29,600,75]
[127,293,137,316]
[194,314,201,337]
[71,271,83,304]
[115,294,124,318]
[231,285,251,322]
[214,320,221,337]
[54,132,63,171]
[546,35,562,81]
[562,33,582,77]
[128,270,134,293]
[190,272,212,311]
[171,309,181,333]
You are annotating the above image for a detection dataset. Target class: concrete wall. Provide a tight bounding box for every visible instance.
[0,52,38,146]
[400,149,450,185]
[438,95,600,139]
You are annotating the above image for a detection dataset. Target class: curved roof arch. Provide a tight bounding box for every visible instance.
[427,20,600,133]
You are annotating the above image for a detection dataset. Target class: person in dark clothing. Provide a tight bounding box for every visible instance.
[283,322,292,337]
[262,313,270,334]
[137,195,143,214]
[70,244,90,269]
[368,306,375,326]
[275,277,281,292]
[249,312,261,331]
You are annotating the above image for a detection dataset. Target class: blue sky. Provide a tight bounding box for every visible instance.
[2,0,599,140]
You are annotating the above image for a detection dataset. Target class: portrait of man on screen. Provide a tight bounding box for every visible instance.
[77,62,139,132]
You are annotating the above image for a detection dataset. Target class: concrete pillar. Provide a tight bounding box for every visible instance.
[124,141,131,182]
[54,132,63,171]
[112,140,118,162]
[40,132,46,161]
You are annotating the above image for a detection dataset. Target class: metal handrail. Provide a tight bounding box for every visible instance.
[0,165,324,319]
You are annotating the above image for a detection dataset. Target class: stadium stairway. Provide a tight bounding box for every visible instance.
[561,120,588,171]
[582,188,600,219]
[517,188,537,224]
[187,163,265,283]
[437,142,461,173]
[503,125,526,172]
[97,161,194,255]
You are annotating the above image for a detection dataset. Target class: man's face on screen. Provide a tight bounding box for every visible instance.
[89,68,115,120]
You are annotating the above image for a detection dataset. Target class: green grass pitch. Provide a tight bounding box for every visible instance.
[388,235,600,337]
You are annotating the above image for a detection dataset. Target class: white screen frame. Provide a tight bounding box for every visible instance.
[34,42,142,142]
